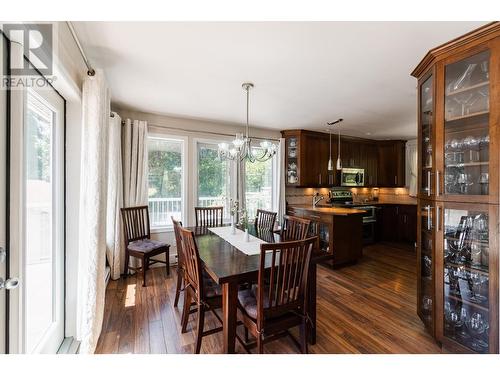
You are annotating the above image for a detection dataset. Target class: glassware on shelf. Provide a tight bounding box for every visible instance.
[449,63,477,93]
[468,272,487,304]
[457,173,473,194]
[466,312,489,352]
[422,296,433,316]
[479,60,489,81]
[423,255,432,277]
[453,93,474,117]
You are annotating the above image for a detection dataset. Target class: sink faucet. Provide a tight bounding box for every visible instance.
[312,193,325,207]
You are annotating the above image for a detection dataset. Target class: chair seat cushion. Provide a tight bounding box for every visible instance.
[203,274,222,298]
[128,239,167,253]
[237,285,270,320]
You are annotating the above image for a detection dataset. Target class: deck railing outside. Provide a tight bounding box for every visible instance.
[148,191,272,227]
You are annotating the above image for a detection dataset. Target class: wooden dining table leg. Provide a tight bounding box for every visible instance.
[222,281,238,354]
[307,262,317,345]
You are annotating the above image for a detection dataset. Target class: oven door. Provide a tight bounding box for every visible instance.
[341,168,365,186]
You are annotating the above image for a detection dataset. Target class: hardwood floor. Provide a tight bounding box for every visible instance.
[95,243,442,354]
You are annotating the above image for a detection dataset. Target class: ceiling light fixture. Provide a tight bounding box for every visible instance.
[218,82,277,163]
[327,118,343,170]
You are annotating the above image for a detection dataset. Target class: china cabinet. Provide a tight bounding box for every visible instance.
[412,22,500,353]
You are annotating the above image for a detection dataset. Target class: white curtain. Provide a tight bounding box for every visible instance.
[121,118,149,273]
[76,70,110,354]
[106,112,124,280]
[122,118,149,207]
[406,139,418,197]
[276,138,286,225]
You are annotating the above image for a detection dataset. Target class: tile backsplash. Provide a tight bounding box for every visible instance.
[286,187,417,205]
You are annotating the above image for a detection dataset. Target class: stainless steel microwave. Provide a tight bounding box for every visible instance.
[341,168,365,186]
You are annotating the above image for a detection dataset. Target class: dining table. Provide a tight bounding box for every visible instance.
[186,224,333,354]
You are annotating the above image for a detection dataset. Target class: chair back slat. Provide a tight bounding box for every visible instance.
[257,237,315,329]
[121,206,150,244]
[195,206,223,228]
[179,227,203,300]
[171,217,184,267]
[281,215,311,241]
[255,209,277,232]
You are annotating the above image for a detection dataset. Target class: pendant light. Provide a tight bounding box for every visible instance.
[336,127,342,170]
[327,128,333,171]
[327,118,344,170]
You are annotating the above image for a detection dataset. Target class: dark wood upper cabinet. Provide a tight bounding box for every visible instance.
[282,130,335,187]
[377,140,406,187]
[282,130,405,187]
[412,22,500,354]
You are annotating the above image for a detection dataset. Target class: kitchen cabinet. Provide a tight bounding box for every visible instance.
[377,141,406,187]
[377,204,416,244]
[286,205,363,267]
[412,22,500,353]
[282,130,334,187]
[282,130,402,188]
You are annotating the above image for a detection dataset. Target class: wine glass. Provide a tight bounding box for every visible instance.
[466,312,489,352]
[468,272,487,304]
[480,60,489,81]
[455,307,470,340]
[454,94,474,116]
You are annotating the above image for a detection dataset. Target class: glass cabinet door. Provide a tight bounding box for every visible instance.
[286,136,299,186]
[418,201,435,331]
[308,221,330,253]
[441,203,497,353]
[420,75,434,196]
[443,50,490,198]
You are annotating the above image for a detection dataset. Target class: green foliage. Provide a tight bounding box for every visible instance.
[245,157,271,192]
[198,147,227,197]
[148,149,181,198]
[26,108,51,182]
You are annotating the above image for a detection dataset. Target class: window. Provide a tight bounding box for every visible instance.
[244,145,276,220]
[196,141,233,220]
[147,136,185,229]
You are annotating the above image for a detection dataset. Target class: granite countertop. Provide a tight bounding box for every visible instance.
[289,204,366,216]
[318,201,417,207]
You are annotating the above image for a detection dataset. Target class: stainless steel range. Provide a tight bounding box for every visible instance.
[328,189,378,244]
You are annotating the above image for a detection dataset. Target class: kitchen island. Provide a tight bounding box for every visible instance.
[287,204,365,267]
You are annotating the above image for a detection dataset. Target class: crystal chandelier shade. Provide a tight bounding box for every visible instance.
[218,83,277,163]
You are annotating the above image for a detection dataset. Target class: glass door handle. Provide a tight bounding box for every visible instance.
[0,277,19,291]
[427,171,431,196]
[436,170,440,196]
[436,205,441,231]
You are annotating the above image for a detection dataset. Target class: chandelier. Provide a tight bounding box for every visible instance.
[218,82,277,162]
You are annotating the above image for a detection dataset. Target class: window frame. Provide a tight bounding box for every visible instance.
[147,133,188,233]
[193,137,237,224]
[242,139,280,220]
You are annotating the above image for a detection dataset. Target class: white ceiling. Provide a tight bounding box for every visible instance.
[74,21,486,139]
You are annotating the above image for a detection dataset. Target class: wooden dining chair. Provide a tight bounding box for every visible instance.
[194,206,224,228]
[237,237,316,354]
[171,217,184,307]
[178,227,224,353]
[121,206,170,287]
[281,215,311,240]
[254,209,277,231]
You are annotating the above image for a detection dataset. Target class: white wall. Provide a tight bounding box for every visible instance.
[115,107,281,262]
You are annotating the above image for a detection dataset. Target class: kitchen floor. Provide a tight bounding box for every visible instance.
[95,243,441,354]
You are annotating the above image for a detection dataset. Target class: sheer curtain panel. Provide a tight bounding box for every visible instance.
[76,71,110,354]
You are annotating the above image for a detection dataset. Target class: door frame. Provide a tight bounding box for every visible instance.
[1,30,11,355]
[5,49,67,353]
